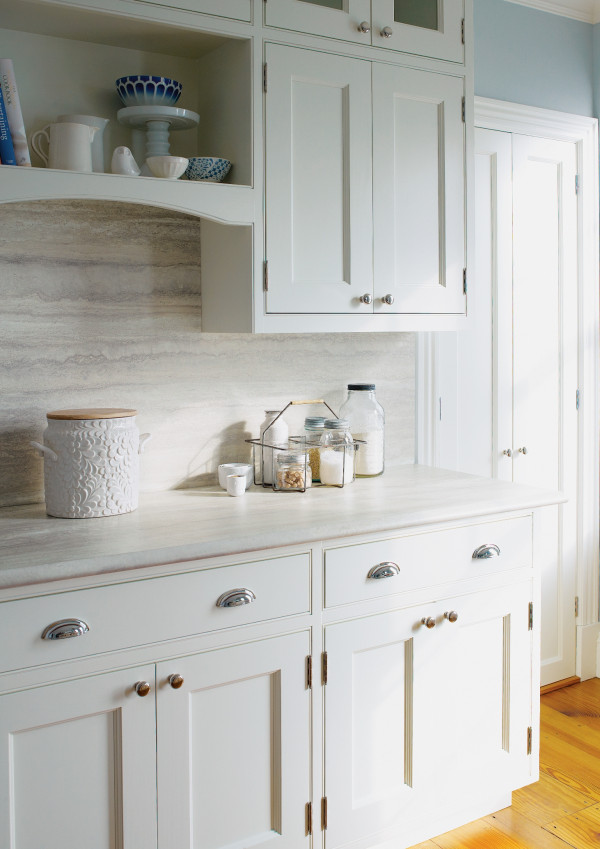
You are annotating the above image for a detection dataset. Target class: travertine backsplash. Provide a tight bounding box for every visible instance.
[0,201,415,507]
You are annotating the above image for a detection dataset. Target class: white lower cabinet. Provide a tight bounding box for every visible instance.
[324,582,533,848]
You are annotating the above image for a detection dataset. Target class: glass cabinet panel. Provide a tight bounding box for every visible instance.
[394,0,438,31]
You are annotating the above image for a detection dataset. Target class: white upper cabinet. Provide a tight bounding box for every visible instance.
[264,43,466,321]
[264,0,465,63]
[372,63,466,314]
[265,44,373,314]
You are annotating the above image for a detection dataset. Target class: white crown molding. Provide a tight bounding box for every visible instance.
[503,0,600,24]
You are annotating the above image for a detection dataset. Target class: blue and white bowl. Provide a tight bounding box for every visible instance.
[115,75,182,107]
[185,156,232,182]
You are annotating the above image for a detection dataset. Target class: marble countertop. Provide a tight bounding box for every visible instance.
[0,465,565,589]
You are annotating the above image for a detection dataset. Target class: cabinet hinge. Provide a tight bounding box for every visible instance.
[263,62,267,93]
[306,655,312,689]
[306,801,312,836]
[576,389,580,410]
[263,260,269,292]
[462,96,466,123]
[461,17,465,44]
[321,796,328,830]
[575,596,580,617]
[527,726,533,755]
[463,267,467,294]
[528,601,534,631]
[322,651,328,685]
[575,174,580,195]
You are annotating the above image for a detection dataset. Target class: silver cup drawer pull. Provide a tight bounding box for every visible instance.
[216,588,256,608]
[472,544,501,560]
[367,562,400,580]
[42,618,90,640]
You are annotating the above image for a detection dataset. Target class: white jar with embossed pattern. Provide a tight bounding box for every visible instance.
[31,408,151,518]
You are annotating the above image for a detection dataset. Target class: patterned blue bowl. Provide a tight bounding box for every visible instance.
[185,156,232,182]
[115,75,182,107]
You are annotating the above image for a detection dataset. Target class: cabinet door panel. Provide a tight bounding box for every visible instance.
[157,631,311,849]
[0,665,157,849]
[264,0,371,44]
[372,63,465,315]
[265,44,373,313]
[372,0,464,62]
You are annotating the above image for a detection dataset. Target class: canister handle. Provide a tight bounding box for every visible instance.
[138,433,152,454]
[30,441,58,462]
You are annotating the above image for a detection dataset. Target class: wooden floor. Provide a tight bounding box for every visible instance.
[410,678,600,849]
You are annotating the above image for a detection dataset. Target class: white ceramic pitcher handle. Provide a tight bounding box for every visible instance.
[138,433,152,455]
[30,126,51,166]
[30,441,58,461]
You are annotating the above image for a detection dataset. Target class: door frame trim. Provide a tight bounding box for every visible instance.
[416,98,599,658]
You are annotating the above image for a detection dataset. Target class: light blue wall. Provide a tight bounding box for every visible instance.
[594,23,600,119]
[474,0,594,117]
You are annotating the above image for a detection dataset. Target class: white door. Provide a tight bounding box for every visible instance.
[0,665,157,849]
[264,0,371,45]
[265,43,373,314]
[323,583,532,848]
[372,63,466,315]
[157,631,311,849]
[434,127,579,686]
[371,0,464,62]
[511,134,579,686]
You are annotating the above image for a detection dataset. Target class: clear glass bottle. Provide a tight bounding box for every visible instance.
[319,419,355,486]
[273,451,312,491]
[259,410,289,485]
[304,416,325,482]
[338,384,384,477]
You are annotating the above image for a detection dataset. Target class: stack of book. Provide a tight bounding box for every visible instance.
[0,58,31,166]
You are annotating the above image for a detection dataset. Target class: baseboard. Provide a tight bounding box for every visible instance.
[577,622,600,679]
[540,676,580,695]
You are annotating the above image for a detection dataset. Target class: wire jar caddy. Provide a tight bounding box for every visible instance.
[246,400,365,492]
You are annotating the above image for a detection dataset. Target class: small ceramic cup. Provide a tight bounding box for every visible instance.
[218,463,253,490]
[226,474,246,497]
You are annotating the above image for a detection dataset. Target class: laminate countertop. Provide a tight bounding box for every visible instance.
[0,464,565,589]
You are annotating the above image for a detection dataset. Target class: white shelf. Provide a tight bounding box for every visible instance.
[0,165,255,223]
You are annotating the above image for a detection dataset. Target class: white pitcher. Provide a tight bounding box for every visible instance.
[30,121,98,172]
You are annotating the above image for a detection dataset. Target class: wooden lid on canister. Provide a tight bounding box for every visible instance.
[46,408,138,420]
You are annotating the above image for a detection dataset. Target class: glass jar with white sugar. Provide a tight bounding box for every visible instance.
[319,419,355,486]
[338,383,384,477]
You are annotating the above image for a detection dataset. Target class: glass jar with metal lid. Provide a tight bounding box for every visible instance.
[304,416,325,482]
[273,450,312,491]
[338,383,384,477]
[319,419,355,486]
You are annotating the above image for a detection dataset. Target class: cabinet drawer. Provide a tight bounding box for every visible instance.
[324,517,532,608]
[0,553,310,673]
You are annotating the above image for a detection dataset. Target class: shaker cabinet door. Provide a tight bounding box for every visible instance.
[264,0,372,45]
[265,43,373,314]
[372,63,466,315]
[0,665,157,849]
[371,0,464,62]
[156,631,311,849]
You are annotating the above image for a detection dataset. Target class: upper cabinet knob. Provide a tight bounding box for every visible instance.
[358,20,371,33]
[381,26,393,38]
[421,616,436,629]
[168,674,184,689]
[359,293,373,305]
[381,294,394,305]
[135,681,151,697]
[444,611,459,623]
[502,448,512,457]
[518,446,528,454]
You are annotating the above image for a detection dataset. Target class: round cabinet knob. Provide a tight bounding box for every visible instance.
[358,20,371,33]
[168,674,184,689]
[444,611,459,623]
[518,446,528,454]
[381,26,393,38]
[421,617,436,629]
[502,448,512,457]
[359,293,373,305]
[381,294,394,305]
[135,681,151,697]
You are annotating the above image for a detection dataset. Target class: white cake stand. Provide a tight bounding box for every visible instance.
[117,105,200,159]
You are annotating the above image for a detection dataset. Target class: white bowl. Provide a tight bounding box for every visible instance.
[218,463,253,490]
[146,155,188,179]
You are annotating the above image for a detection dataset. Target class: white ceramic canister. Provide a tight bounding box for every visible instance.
[31,408,151,518]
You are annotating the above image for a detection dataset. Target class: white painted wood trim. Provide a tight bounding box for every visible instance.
[503,0,600,24]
